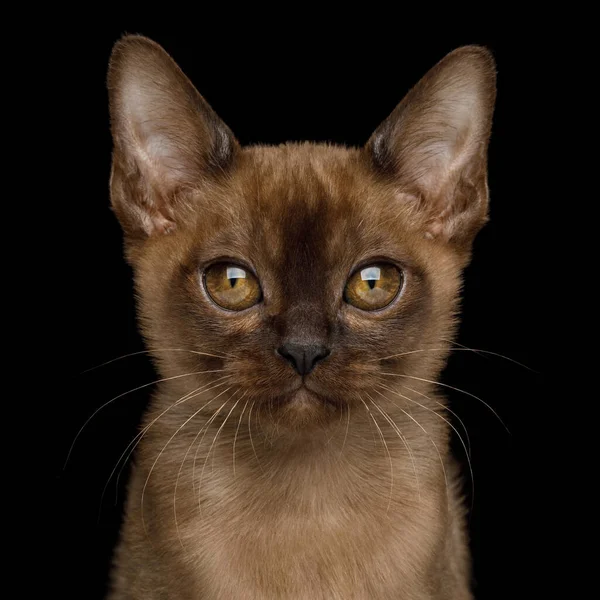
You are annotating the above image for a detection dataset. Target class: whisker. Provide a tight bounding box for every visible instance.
[81,347,239,374]
[192,390,240,515]
[173,387,240,547]
[380,372,510,434]
[141,385,235,537]
[173,423,215,550]
[441,338,488,360]
[247,401,264,473]
[324,403,345,447]
[268,397,276,436]
[358,395,394,515]
[232,396,250,479]
[164,387,235,549]
[396,383,471,457]
[371,388,447,496]
[340,403,351,458]
[99,376,230,518]
[64,368,227,469]
[198,392,245,516]
[365,392,421,502]
[441,337,536,372]
[105,377,233,506]
[173,435,197,551]
[368,347,535,371]
[189,388,239,498]
[327,404,350,459]
[376,382,475,509]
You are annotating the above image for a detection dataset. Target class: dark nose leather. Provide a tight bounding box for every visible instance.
[277,342,331,375]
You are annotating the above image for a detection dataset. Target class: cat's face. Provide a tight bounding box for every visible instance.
[108,37,495,430]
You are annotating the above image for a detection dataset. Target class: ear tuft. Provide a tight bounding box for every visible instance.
[366,46,497,247]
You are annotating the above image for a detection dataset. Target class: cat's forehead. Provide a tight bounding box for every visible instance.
[244,144,368,210]
[224,144,409,254]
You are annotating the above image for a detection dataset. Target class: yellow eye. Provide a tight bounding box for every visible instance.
[344,264,403,311]
[204,263,262,311]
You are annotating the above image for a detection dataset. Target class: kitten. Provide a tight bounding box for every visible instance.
[106,35,495,599]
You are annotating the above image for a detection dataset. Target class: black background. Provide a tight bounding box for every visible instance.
[46,22,555,600]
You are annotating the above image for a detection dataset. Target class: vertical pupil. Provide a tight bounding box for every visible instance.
[361,266,381,291]
[226,266,246,289]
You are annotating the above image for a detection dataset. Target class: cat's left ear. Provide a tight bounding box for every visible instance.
[366,46,496,247]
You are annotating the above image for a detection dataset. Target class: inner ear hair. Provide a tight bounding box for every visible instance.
[366,46,497,247]
[107,35,239,240]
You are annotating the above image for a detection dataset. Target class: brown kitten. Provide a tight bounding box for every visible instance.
[106,35,495,599]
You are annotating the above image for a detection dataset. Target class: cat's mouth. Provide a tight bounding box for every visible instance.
[272,383,338,411]
[291,387,322,404]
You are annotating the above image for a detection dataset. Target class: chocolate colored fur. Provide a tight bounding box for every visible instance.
[107,36,495,599]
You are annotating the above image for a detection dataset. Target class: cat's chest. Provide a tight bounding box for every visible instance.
[178,465,442,599]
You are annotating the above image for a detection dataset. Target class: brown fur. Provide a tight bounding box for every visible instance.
[106,36,496,599]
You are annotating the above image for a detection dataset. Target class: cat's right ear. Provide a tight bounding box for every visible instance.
[107,36,239,240]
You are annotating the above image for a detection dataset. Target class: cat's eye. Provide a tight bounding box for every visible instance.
[203,263,262,311]
[344,264,403,311]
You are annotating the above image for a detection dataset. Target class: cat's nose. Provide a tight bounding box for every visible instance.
[276,342,331,376]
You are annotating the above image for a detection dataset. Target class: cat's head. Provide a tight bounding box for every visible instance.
[107,36,495,431]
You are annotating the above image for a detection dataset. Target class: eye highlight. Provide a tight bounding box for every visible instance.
[203,263,262,311]
[344,264,403,311]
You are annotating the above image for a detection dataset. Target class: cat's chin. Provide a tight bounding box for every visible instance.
[267,386,339,427]
[289,387,331,407]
